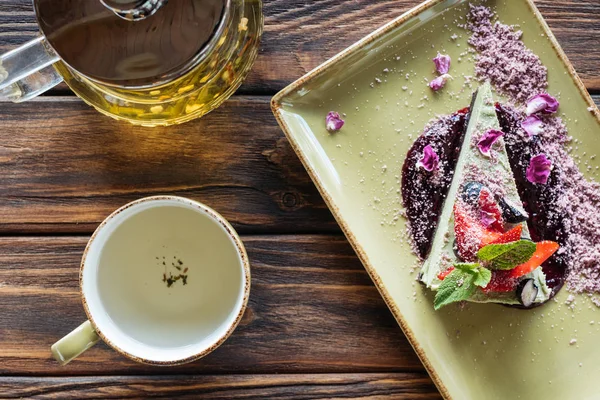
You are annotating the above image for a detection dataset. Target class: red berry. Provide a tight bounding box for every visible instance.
[454,203,502,261]
[437,266,455,281]
[489,225,523,245]
[483,239,560,293]
[482,270,517,293]
[510,241,560,278]
[478,189,504,232]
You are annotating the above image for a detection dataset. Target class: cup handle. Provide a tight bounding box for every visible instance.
[51,320,100,366]
[0,36,63,102]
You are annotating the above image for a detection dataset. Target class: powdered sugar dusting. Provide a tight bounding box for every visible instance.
[463,162,507,199]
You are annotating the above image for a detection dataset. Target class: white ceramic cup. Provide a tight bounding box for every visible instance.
[51,196,250,366]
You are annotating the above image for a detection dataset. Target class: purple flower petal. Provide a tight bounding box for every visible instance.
[477,129,504,157]
[526,154,552,184]
[416,144,439,172]
[428,74,452,91]
[326,111,344,132]
[521,115,544,136]
[433,53,451,75]
[480,210,497,228]
[526,94,559,116]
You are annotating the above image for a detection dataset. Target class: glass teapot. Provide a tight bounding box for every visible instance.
[0,0,262,126]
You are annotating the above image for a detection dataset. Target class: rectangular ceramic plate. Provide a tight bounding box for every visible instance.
[272,0,600,399]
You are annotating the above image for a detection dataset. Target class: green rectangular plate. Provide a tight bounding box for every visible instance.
[272,0,600,399]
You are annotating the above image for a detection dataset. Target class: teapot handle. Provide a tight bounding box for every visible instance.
[0,36,63,102]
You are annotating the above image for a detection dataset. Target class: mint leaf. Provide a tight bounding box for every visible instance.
[454,263,479,271]
[453,262,491,286]
[476,240,536,270]
[474,267,491,288]
[434,269,477,310]
[434,264,492,310]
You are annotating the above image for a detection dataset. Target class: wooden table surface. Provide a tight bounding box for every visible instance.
[0,1,598,398]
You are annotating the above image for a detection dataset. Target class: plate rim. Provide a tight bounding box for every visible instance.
[271,1,600,398]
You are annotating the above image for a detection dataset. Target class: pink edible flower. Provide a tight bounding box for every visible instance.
[477,129,504,157]
[429,74,452,91]
[480,210,497,228]
[416,145,439,172]
[521,115,544,136]
[433,53,451,75]
[526,93,559,116]
[526,154,552,184]
[326,111,344,132]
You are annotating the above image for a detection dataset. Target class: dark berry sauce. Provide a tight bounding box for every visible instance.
[401,108,470,259]
[495,103,567,294]
[401,104,567,298]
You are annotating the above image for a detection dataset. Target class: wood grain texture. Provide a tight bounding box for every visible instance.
[0,0,598,94]
[0,2,596,398]
[0,96,337,234]
[0,374,442,399]
[0,235,424,375]
[0,96,598,235]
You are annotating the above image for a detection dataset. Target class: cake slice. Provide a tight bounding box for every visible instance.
[419,82,555,308]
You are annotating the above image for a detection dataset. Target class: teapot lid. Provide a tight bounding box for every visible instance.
[34,0,228,88]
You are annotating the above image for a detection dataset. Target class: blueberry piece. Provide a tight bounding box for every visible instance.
[516,279,538,308]
[498,197,528,223]
[461,181,485,204]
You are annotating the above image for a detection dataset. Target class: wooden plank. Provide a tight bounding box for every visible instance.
[0,235,424,375]
[0,96,598,234]
[0,374,442,399]
[0,0,598,93]
[0,96,337,234]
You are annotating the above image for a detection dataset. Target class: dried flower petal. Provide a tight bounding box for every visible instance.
[526,93,559,115]
[429,74,453,91]
[477,129,504,157]
[521,115,544,136]
[326,111,344,132]
[480,210,497,228]
[433,53,451,74]
[526,154,552,184]
[416,144,439,172]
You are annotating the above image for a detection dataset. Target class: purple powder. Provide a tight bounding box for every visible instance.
[522,114,600,294]
[467,6,600,297]
[467,5,548,103]
[498,101,600,296]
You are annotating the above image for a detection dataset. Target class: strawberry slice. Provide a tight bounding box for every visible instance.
[454,203,501,261]
[509,241,560,278]
[483,270,516,293]
[478,189,504,231]
[489,225,522,245]
[437,266,455,281]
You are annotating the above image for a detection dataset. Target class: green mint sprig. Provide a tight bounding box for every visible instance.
[476,240,536,270]
[434,263,491,310]
[434,240,535,310]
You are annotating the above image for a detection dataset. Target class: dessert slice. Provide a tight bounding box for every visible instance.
[419,82,557,308]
